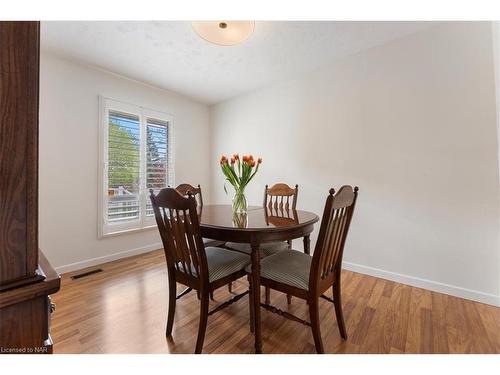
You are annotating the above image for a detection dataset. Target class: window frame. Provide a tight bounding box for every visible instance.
[98,96,175,238]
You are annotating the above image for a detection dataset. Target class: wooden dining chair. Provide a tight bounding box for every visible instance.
[226,183,298,257]
[173,183,225,248]
[225,183,298,301]
[247,186,359,353]
[150,188,251,354]
[174,183,204,206]
[264,182,298,211]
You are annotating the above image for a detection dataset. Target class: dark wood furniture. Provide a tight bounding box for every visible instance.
[149,188,251,354]
[263,182,300,255]
[227,183,300,255]
[263,183,299,304]
[226,183,299,300]
[173,183,224,248]
[0,252,60,353]
[0,21,60,354]
[263,204,301,304]
[197,204,319,353]
[264,183,298,212]
[174,183,204,206]
[253,186,359,353]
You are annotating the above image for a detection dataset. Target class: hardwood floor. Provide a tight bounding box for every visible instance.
[50,250,500,354]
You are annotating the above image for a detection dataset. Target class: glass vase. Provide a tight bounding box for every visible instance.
[232,189,248,215]
[232,211,248,228]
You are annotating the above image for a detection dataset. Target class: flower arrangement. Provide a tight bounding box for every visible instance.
[220,153,262,214]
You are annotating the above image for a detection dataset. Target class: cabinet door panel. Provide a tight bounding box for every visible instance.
[0,21,39,285]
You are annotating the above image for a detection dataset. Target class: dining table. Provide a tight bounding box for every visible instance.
[198,204,319,353]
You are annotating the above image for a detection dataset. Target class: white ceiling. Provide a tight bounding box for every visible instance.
[41,21,436,104]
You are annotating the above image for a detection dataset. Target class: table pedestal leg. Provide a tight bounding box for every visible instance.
[247,275,254,333]
[303,235,311,255]
[250,243,262,354]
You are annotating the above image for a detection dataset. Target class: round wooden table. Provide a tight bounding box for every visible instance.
[198,205,319,353]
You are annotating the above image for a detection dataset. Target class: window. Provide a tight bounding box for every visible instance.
[99,97,174,236]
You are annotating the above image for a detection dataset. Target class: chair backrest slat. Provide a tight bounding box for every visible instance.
[263,183,298,211]
[150,188,208,282]
[183,209,200,273]
[176,208,193,276]
[324,207,347,277]
[310,186,359,291]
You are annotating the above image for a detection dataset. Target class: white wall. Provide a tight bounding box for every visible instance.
[39,52,211,272]
[491,22,500,309]
[210,22,500,306]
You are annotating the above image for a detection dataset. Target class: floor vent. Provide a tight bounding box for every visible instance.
[71,268,103,280]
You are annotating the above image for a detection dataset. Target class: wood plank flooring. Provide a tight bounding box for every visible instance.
[50,250,500,354]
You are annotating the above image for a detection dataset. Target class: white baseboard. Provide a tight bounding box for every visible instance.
[343,261,500,307]
[55,243,162,274]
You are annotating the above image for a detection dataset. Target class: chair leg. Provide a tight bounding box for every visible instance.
[265,286,271,304]
[308,297,324,354]
[195,290,210,354]
[228,282,233,293]
[333,284,347,340]
[286,241,292,304]
[248,276,255,333]
[166,277,177,336]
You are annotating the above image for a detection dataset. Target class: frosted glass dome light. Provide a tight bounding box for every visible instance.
[192,21,255,46]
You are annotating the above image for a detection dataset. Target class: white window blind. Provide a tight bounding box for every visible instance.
[146,118,170,216]
[107,111,141,222]
[99,98,174,237]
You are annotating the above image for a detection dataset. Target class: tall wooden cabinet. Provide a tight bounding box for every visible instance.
[0,21,60,354]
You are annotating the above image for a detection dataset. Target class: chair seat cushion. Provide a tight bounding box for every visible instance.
[205,247,251,283]
[177,247,250,283]
[225,241,289,257]
[202,238,225,247]
[245,249,312,290]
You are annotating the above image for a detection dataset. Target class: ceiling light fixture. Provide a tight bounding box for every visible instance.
[191,21,255,46]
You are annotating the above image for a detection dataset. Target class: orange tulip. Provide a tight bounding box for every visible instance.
[219,151,261,191]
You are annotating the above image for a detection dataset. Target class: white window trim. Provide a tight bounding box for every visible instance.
[98,96,175,238]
